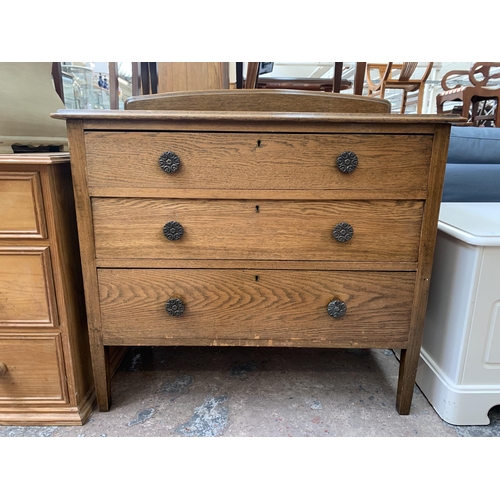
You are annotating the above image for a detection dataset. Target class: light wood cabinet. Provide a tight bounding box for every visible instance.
[0,153,94,425]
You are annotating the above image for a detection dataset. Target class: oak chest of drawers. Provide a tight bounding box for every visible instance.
[54,90,459,414]
[0,153,94,425]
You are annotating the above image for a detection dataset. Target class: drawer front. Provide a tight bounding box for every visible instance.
[93,198,423,262]
[85,132,433,193]
[0,335,66,402]
[0,171,46,238]
[0,248,58,327]
[98,269,415,347]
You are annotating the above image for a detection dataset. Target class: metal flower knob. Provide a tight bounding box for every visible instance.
[159,151,181,173]
[327,300,347,318]
[336,151,358,173]
[166,298,185,317]
[163,221,184,241]
[333,222,353,242]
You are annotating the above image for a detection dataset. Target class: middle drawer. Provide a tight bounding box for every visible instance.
[92,198,423,262]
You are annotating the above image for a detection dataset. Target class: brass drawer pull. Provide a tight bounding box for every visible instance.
[159,151,181,173]
[166,298,185,317]
[327,300,347,318]
[333,222,353,242]
[336,151,358,173]
[0,361,8,377]
[163,221,184,241]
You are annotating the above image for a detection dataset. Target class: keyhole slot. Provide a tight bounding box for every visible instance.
[257,140,262,147]
[255,275,259,282]
[255,205,260,213]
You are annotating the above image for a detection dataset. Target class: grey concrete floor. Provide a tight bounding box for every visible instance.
[1,346,499,437]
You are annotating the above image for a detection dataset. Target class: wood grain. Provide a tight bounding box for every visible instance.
[94,258,418,272]
[92,199,423,262]
[157,63,230,93]
[0,335,66,401]
[66,121,111,412]
[98,269,415,346]
[53,91,456,414]
[42,162,93,408]
[396,123,452,414]
[88,187,429,201]
[0,171,47,239]
[0,153,97,424]
[85,132,433,193]
[0,247,58,327]
[125,89,389,113]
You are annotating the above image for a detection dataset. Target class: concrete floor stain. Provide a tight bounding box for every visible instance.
[127,408,156,427]
[310,399,323,410]
[175,395,229,437]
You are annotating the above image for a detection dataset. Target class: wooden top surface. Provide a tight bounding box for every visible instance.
[52,108,464,124]
[0,152,70,164]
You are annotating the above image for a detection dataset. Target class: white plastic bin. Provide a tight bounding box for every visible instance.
[417,203,500,425]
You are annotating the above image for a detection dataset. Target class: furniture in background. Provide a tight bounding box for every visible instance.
[441,126,500,202]
[417,203,500,425]
[156,63,229,93]
[416,127,500,425]
[0,153,93,425]
[132,62,158,96]
[53,90,459,415]
[1,63,68,154]
[255,77,352,92]
[365,62,434,113]
[244,62,260,89]
[436,62,500,127]
[243,62,367,95]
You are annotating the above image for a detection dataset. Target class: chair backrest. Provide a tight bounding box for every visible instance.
[125,89,391,114]
[441,62,500,91]
[469,62,500,88]
[391,62,433,83]
[399,62,418,81]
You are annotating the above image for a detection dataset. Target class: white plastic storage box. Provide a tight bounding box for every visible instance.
[417,203,500,425]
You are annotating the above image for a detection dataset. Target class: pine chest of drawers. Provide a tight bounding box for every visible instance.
[53,90,459,414]
[0,153,94,425]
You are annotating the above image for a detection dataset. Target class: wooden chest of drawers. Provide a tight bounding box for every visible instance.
[54,90,459,414]
[0,153,94,425]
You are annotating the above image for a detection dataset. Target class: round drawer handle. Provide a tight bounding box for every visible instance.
[166,298,185,317]
[163,221,184,241]
[336,151,358,173]
[332,222,353,242]
[159,151,181,173]
[0,361,8,377]
[327,300,347,318]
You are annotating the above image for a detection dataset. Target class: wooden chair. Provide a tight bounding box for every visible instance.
[436,62,500,127]
[242,62,367,95]
[365,62,434,114]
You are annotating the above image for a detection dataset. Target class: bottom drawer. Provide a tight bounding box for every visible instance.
[98,269,415,348]
[0,335,67,403]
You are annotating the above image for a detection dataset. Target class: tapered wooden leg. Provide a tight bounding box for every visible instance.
[89,339,112,411]
[395,348,419,415]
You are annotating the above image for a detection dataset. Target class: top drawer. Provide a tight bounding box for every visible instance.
[0,171,46,239]
[84,132,433,193]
